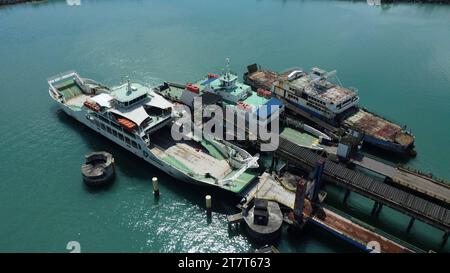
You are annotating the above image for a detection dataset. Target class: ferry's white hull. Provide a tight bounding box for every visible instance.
[56,102,208,187]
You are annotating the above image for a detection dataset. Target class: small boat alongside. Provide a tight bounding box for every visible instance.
[81,151,115,187]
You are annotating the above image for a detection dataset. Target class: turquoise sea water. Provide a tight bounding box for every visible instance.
[0,0,449,252]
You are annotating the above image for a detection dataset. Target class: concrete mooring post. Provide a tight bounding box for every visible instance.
[152,177,160,197]
[205,195,212,216]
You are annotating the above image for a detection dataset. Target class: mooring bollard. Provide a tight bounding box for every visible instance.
[205,195,212,214]
[152,177,160,197]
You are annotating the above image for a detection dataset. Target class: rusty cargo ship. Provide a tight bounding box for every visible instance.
[244,64,416,156]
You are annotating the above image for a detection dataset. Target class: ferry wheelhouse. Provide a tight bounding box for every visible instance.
[273,67,359,121]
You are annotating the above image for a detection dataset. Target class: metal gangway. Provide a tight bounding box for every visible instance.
[274,138,450,243]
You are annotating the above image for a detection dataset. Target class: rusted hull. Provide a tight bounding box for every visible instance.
[343,108,415,154]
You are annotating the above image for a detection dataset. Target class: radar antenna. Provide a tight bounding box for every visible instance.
[226,57,231,74]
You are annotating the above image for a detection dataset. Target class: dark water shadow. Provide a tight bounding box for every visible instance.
[361,144,412,165]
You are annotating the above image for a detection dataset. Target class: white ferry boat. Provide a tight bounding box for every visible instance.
[48,71,259,193]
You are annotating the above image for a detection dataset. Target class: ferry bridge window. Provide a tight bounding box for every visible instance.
[100,123,106,130]
[145,106,163,117]
[106,127,112,134]
[118,133,124,141]
[111,122,121,131]
[131,141,137,148]
[123,129,135,139]
[342,98,351,105]
[112,130,118,137]
[99,115,108,123]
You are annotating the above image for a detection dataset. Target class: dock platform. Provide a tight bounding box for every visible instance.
[274,138,450,235]
[239,173,415,253]
[351,153,450,204]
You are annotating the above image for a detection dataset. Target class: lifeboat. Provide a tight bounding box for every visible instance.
[83,100,101,112]
[207,73,219,79]
[257,88,272,98]
[237,101,252,112]
[117,117,136,131]
[186,83,199,94]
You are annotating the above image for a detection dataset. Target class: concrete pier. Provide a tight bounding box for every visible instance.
[351,153,450,204]
[274,138,450,237]
[238,173,417,253]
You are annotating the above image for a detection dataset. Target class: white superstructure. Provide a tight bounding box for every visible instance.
[272,67,359,120]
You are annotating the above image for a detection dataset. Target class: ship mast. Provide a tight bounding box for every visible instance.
[127,76,132,93]
[220,57,237,90]
[226,57,231,79]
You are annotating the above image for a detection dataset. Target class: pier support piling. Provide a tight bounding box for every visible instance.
[152,177,160,197]
[442,232,449,246]
[406,217,415,233]
[371,202,383,217]
[371,202,380,216]
[270,156,275,172]
[343,189,351,204]
[375,204,383,217]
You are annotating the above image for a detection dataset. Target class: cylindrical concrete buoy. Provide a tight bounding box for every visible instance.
[152,177,160,197]
[205,195,212,214]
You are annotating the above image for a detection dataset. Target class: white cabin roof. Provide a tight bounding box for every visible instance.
[110,106,149,126]
[147,93,173,109]
[91,93,113,108]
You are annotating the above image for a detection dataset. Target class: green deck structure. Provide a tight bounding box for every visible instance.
[56,79,83,101]
[200,139,226,160]
[159,86,184,102]
[160,141,257,193]
[230,170,257,193]
[280,127,319,149]
[242,93,269,108]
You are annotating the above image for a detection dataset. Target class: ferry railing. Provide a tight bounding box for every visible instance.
[47,70,80,91]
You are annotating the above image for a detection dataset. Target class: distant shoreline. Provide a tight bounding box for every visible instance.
[0,0,44,7]
[1,0,450,7]
[382,0,450,3]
